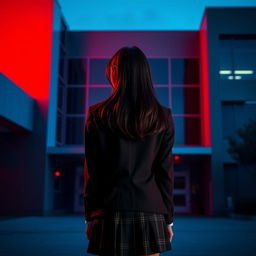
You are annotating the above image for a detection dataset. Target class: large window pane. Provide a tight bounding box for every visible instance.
[65,117,84,145]
[173,116,201,145]
[68,58,86,85]
[171,58,200,84]
[155,87,169,107]
[219,35,256,80]
[66,87,85,114]
[148,58,168,85]
[88,88,112,106]
[89,59,110,85]
[172,87,200,114]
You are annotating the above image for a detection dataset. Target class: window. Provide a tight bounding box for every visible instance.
[171,58,200,84]
[57,78,64,110]
[65,117,84,145]
[173,116,201,145]
[170,58,201,145]
[56,110,63,143]
[60,17,67,46]
[219,34,256,80]
[57,56,202,146]
[222,101,256,140]
[148,58,168,85]
[89,59,110,85]
[68,58,86,85]
[59,46,66,80]
[56,18,67,146]
[88,88,112,106]
[155,87,169,107]
[171,87,200,115]
[66,87,85,114]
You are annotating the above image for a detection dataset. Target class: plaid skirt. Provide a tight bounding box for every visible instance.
[87,211,172,256]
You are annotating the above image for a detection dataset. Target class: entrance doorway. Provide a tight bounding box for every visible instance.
[174,170,191,213]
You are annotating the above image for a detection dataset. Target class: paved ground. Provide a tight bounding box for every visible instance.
[0,215,255,256]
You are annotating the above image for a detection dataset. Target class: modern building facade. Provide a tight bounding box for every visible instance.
[0,1,255,218]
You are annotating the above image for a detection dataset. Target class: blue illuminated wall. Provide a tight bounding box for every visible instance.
[205,7,256,216]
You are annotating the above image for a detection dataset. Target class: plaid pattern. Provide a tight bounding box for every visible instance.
[87,211,172,256]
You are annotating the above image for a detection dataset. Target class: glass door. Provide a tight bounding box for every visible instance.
[174,170,191,213]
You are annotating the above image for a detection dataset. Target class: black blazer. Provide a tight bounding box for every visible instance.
[83,104,175,224]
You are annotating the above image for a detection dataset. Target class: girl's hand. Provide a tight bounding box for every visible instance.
[167,225,174,242]
[86,220,94,240]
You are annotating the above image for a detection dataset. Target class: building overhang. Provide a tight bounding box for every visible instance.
[47,146,212,156]
[0,73,34,132]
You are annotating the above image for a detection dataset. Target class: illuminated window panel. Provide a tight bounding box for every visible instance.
[148,58,168,85]
[155,87,169,108]
[219,35,256,80]
[66,87,85,114]
[171,58,200,85]
[88,87,112,106]
[65,117,84,145]
[89,59,110,85]
[68,58,86,84]
[173,116,201,146]
[172,87,200,115]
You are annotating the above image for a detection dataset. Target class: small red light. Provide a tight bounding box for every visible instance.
[54,171,61,177]
[174,155,181,164]
[174,155,180,160]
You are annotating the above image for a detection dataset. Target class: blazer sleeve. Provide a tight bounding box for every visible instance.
[154,107,175,224]
[83,106,104,222]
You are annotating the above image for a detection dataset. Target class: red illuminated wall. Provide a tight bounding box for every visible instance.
[0,0,54,217]
[199,12,212,217]
[0,0,54,100]
[199,12,211,146]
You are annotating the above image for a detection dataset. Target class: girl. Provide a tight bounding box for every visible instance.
[84,46,175,256]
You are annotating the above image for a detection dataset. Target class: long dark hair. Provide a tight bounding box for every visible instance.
[92,46,167,141]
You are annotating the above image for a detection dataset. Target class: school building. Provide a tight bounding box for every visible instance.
[0,1,255,218]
